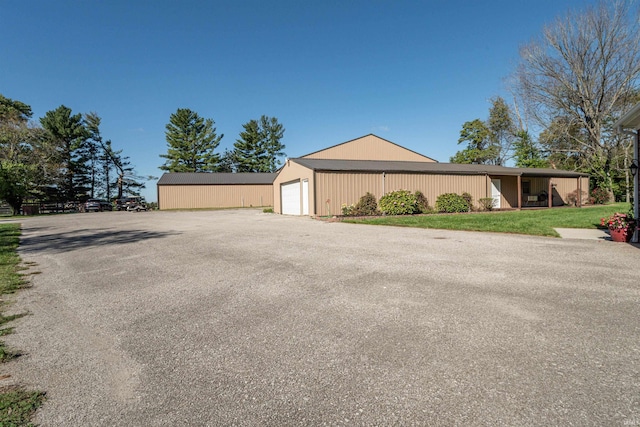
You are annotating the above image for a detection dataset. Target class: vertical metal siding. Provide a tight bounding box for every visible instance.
[315,172,383,216]
[314,172,488,215]
[158,185,273,210]
[385,173,487,210]
[304,135,435,162]
[553,177,589,205]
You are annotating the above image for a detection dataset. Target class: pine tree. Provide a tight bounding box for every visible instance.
[160,108,223,172]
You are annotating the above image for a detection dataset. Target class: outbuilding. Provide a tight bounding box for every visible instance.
[157,172,275,210]
[273,135,589,216]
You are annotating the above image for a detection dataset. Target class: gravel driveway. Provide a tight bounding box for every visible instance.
[4,209,640,426]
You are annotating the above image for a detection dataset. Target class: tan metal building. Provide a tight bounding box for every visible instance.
[156,134,589,214]
[157,173,275,210]
[272,135,589,216]
[273,159,589,216]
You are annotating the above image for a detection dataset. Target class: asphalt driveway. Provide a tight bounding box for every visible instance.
[4,209,640,426]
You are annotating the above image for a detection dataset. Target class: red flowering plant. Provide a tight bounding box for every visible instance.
[600,212,636,233]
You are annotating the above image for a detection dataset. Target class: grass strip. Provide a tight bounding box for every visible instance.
[0,388,46,427]
[344,203,630,237]
[0,223,45,424]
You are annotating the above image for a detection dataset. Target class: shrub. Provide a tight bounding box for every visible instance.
[414,191,430,213]
[461,192,473,211]
[435,193,470,213]
[262,207,274,213]
[341,203,355,216]
[352,192,380,216]
[379,190,419,215]
[478,197,495,211]
[589,187,610,205]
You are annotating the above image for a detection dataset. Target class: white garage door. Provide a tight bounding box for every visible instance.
[281,181,301,215]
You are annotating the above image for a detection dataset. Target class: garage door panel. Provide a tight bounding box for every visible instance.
[281,181,301,215]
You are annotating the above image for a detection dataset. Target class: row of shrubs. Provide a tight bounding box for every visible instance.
[341,190,496,216]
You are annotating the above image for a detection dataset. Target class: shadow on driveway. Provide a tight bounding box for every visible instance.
[18,228,181,254]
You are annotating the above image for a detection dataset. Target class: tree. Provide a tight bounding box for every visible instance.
[0,95,47,214]
[232,119,265,172]
[229,116,286,172]
[514,1,640,196]
[451,97,518,165]
[40,105,89,201]
[258,115,286,172]
[486,96,515,166]
[513,130,549,168]
[160,108,223,172]
[450,119,496,164]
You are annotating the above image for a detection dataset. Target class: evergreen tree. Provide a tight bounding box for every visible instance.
[40,105,89,201]
[160,108,223,172]
[513,131,548,168]
[231,115,285,172]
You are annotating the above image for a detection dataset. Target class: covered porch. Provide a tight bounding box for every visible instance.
[487,172,589,210]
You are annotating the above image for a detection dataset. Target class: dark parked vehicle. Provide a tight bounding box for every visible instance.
[84,199,102,212]
[84,199,112,212]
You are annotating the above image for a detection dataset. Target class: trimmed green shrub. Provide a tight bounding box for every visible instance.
[461,192,473,211]
[435,193,470,213]
[353,192,380,216]
[414,191,430,213]
[379,190,419,215]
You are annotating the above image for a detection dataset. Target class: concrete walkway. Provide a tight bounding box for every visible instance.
[554,227,610,240]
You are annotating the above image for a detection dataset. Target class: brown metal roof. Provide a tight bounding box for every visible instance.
[290,158,589,178]
[157,172,277,185]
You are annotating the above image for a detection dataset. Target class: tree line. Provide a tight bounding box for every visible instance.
[0,94,146,215]
[451,1,640,202]
[159,109,286,174]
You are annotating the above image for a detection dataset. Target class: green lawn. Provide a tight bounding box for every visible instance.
[344,203,630,237]
[0,223,45,425]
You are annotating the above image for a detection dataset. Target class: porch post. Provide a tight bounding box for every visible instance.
[517,175,522,209]
[548,179,553,208]
[577,177,582,207]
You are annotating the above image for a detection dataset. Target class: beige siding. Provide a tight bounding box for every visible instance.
[159,184,273,210]
[314,172,488,216]
[315,172,384,216]
[554,177,589,205]
[272,161,315,214]
[303,135,435,162]
[386,173,488,210]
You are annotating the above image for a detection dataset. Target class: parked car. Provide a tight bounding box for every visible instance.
[100,200,113,211]
[116,196,146,211]
[84,199,103,212]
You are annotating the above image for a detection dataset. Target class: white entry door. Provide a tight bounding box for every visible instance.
[491,178,501,209]
[281,181,301,215]
[302,180,309,215]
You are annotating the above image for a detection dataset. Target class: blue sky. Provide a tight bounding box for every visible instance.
[2,0,593,202]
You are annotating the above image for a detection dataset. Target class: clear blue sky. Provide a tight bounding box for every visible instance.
[2,0,594,202]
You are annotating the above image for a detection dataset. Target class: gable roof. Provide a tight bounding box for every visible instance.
[290,158,589,178]
[301,134,437,162]
[157,172,277,185]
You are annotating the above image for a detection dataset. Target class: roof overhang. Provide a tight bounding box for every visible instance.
[614,102,640,133]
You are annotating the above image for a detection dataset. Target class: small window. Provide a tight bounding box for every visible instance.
[522,181,531,194]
